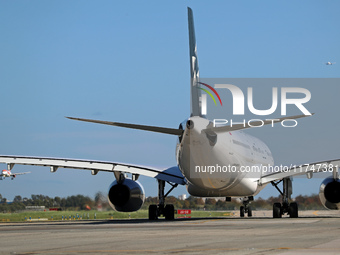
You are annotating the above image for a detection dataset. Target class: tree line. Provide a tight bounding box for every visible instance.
[0,193,324,213]
[0,194,94,213]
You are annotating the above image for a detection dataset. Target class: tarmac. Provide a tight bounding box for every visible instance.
[0,210,339,255]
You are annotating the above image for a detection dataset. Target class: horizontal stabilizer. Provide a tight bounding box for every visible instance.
[203,114,314,133]
[66,117,183,136]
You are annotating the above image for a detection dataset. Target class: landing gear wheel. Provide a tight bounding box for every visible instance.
[240,206,245,217]
[148,204,158,220]
[164,204,175,220]
[247,207,252,217]
[271,178,299,218]
[288,202,298,218]
[273,203,282,218]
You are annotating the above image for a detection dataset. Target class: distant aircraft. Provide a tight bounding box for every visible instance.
[1,169,30,180]
[326,62,336,65]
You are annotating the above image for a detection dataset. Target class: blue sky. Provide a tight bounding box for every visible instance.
[0,1,339,201]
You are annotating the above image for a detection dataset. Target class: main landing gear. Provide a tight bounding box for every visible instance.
[148,180,178,220]
[240,196,253,217]
[271,177,298,218]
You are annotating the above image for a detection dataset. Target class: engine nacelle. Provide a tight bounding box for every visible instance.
[319,177,340,210]
[108,179,145,212]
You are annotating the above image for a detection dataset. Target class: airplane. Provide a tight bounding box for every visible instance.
[326,62,336,65]
[1,169,30,180]
[1,8,340,219]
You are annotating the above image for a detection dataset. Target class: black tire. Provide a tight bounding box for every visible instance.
[148,204,158,220]
[164,204,175,220]
[289,202,298,218]
[240,206,245,217]
[273,203,282,218]
[247,207,252,217]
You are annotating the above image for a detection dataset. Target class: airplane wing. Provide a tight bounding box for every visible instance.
[0,156,186,185]
[259,158,340,184]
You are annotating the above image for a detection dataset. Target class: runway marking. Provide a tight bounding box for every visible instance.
[184,219,222,225]
[313,210,319,216]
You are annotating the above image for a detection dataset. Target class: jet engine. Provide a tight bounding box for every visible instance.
[108,179,145,212]
[319,177,340,210]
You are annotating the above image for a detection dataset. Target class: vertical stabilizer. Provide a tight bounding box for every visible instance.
[188,7,201,117]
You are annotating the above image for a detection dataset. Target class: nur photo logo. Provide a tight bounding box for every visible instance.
[197,80,312,128]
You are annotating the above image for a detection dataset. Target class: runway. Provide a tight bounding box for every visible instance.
[1,212,340,255]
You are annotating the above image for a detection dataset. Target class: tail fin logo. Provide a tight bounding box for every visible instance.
[198,82,222,115]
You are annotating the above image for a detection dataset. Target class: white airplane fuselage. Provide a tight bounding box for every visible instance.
[177,116,274,197]
[1,169,14,179]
